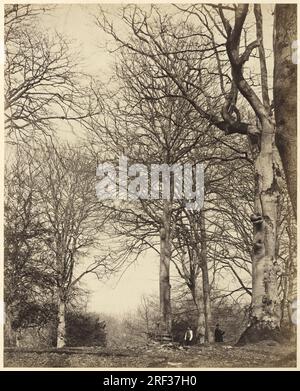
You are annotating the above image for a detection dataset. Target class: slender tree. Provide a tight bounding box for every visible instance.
[4,4,99,143]
[34,143,116,347]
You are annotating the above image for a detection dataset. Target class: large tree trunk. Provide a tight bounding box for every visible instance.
[217,4,284,344]
[238,120,281,344]
[222,5,282,343]
[274,4,297,218]
[199,210,213,343]
[159,201,172,336]
[56,293,66,348]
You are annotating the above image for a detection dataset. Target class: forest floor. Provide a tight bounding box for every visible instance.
[4,340,297,368]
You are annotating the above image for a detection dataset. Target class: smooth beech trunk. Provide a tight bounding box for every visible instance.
[238,120,281,344]
[159,201,172,335]
[56,293,66,348]
[221,5,283,343]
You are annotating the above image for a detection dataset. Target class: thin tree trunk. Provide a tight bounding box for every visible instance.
[56,293,66,348]
[286,211,297,335]
[287,264,296,336]
[202,266,213,343]
[191,277,206,344]
[280,211,295,329]
[199,209,213,343]
[5,304,16,347]
[159,201,172,336]
[280,275,288,328]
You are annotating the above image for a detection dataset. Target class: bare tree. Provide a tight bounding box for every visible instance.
[94,4,292,341]
[87,23,214,337]
[4,149,54,346]
[172,209,213,342]
[5,4,99,143]
[33,142,118,347]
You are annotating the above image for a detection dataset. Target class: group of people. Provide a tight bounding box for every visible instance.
[183,324,225,346]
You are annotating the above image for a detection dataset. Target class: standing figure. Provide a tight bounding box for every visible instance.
[214,323,225,342]
[184,326,193,346]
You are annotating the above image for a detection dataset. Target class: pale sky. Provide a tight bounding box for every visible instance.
[84,250,160,315]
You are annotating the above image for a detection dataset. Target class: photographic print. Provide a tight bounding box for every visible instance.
[2,1,298,370]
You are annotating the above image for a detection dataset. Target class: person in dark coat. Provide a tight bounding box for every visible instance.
[214,324,225,342]
[184,326,193,346]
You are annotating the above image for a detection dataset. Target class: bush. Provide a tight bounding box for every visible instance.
[65,311,106,347]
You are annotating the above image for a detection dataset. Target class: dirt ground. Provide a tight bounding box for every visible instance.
[4,341,297,368]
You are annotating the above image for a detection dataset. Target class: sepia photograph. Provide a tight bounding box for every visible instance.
[2,1,298,370]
